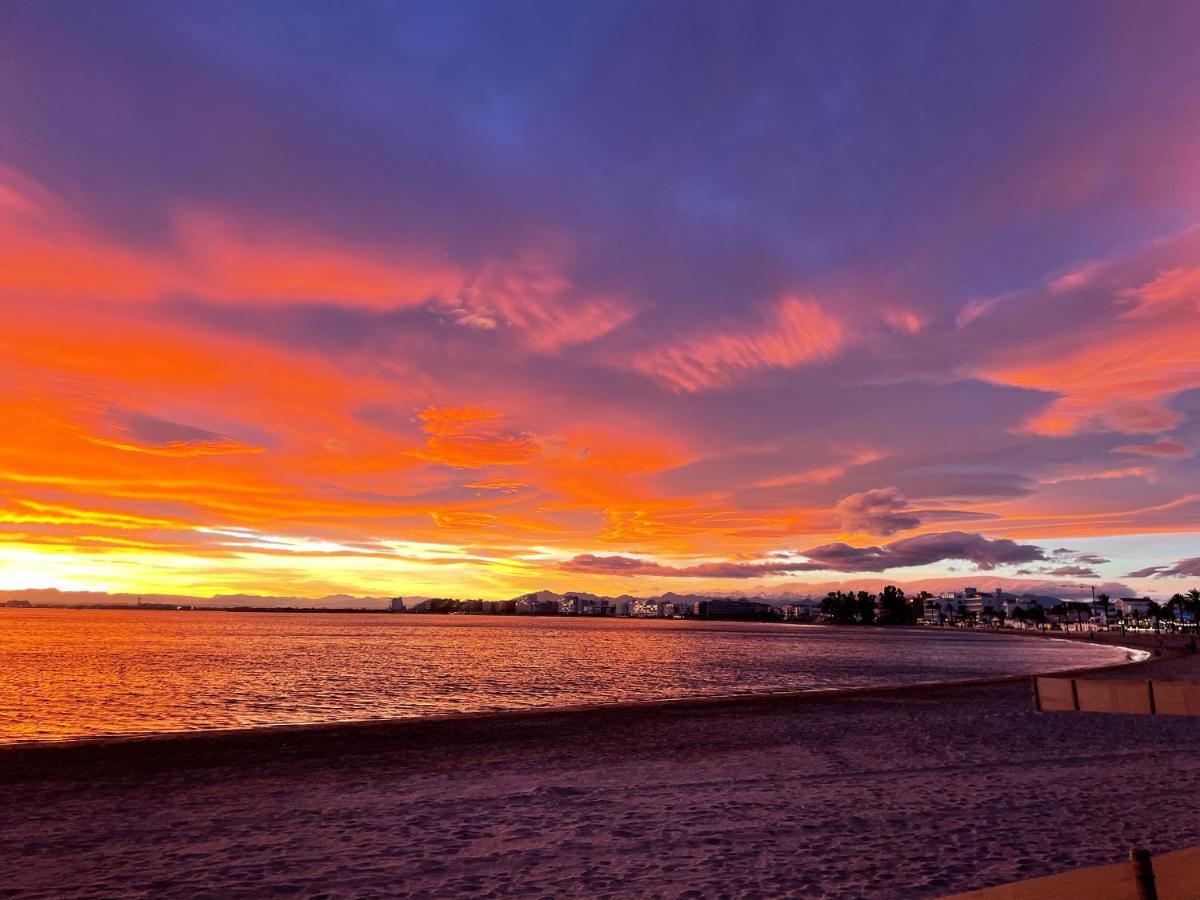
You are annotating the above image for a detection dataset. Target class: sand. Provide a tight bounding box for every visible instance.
[3,641,1200,899]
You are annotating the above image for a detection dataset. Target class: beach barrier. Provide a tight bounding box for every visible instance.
[1032,676,1200,716]
[947,844,1200,899]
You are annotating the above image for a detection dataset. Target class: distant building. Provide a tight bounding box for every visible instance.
[1001,596,1042,617]
[962,594,1002,619]
[782,602,818,621]
[558,594,585,615]
[2,599,32,608]
[923,600,951,624]
[552,594,617,616]
[409,597,456,613]
[692,599,772,620]
[515,594,559,615]
[582,597,617,616]
[631,599,662,618]
[1116,598,1154,619]
[389,597,406,613]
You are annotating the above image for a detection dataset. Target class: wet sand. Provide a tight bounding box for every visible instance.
[4,645,1200,898]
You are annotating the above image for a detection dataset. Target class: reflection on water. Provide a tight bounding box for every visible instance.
[0,609,1128,742]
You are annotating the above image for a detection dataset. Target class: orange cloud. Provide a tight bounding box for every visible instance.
[0,167,636,361]
[978,254,1200,436]
[465,254,637,351]
[171,213,462,309]
[756,451,885,489]
[633,296,847,392]
[0,498,189,531]
[1113,439,1192,458]
[415,407,544,468]
[463,478,528,493]
[0,165,459,310]
[883,308,924,335]
[430,510,502,531]
[1122,265,1200,314]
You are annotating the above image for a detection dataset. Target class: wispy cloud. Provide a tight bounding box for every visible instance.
[1127,557,1200,579]
[632,297,847,392]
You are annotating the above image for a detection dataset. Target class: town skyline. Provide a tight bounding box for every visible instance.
[2,569,1192,610]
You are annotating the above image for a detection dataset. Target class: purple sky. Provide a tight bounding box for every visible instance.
[1,1,1198,599]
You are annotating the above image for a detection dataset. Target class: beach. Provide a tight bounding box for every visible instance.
[4,643,1200,898]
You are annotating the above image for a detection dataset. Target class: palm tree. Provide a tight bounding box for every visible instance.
[1147,600,1164,633]
[855,591,877,626]
[1169,594,1186,632]
[1187,588,1200,633]
[878,585,911,626]
[1097,593,1111,629]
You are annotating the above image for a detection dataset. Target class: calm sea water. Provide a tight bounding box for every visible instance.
[0,609,1132,743]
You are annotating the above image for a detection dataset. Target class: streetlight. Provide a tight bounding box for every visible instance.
[1076,583,1097,632]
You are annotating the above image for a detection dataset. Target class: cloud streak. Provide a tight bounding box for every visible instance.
[564,531,1053,579]
[631,298,847,392]
[797,532,1048,573]
[1127,558,1200,579]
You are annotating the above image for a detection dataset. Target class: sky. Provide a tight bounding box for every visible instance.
[1,1,1199,601]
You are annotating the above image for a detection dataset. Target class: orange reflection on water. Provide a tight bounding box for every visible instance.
[0,609,1128,743]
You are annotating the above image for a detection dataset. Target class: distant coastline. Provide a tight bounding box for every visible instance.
[6,582,1190,636]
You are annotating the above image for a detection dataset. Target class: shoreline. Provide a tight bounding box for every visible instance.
[4,645,1199,897]
[0,635,1151,783]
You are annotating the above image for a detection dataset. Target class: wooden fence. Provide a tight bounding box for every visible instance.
[948,844,1200,899]
[1033,676,1200,716]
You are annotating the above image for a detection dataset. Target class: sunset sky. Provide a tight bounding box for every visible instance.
[2,1,1198,600]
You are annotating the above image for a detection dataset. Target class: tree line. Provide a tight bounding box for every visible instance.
[819,585,915,626]
[819,586,1200,631]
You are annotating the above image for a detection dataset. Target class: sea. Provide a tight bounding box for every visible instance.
[0,608,1133,743]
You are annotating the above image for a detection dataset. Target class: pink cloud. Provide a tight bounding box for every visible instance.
[632,296,847,392]
[1047,261,1103,294]
[1121,266,1200,315]
[1112,439,1192,459]
[975,230,1200,436]
[0,167,636,361]
[882,308,924,335]
[464,253,638,352]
